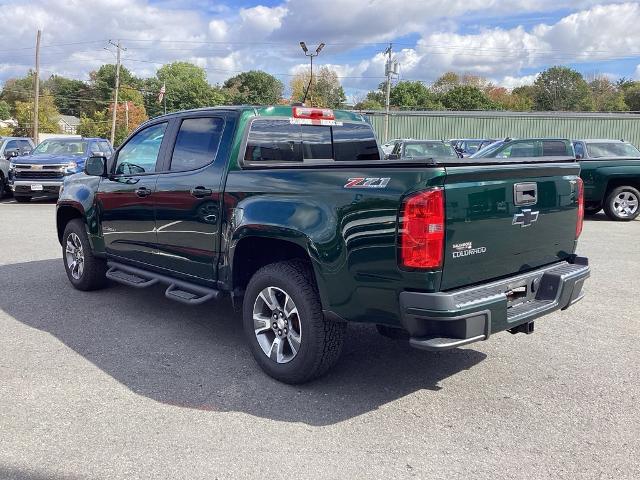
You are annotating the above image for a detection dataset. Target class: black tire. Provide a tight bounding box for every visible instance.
[0,173,7,199]
[242,260,346,384]
[584,205,601,216]
[603,186,640,221]
[14,195,31,203]
[62,219,108,291]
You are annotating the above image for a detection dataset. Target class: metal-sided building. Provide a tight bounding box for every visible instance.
[361,110,640,146]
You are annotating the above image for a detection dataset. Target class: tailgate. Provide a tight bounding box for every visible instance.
[440,162,581,290]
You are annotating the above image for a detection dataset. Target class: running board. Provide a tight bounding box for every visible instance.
[106,261,220,305]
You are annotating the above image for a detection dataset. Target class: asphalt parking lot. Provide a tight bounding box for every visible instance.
[0,197,638,480]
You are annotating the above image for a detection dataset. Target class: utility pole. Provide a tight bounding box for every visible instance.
[384,43,393,142]
[109,40,125,145]
[124,101,129,132]
[33,30,41,145]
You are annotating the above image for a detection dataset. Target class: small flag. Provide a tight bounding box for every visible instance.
[158,82,166,103]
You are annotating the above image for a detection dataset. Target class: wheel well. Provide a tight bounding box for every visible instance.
[56,206,83,244]
[605,178,640,197]
[232,237,313,293]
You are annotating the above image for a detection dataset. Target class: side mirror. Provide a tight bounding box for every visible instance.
[4,149,19,159]
[20,148,32,156]
[84,155,107,177]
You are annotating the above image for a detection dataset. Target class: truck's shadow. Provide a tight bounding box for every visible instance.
[0,259,486,426]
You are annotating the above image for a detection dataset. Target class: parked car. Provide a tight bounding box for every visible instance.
[454,138,499,157]
[471,138,575,159]
[56,106,589,383]
[573,139,640,220]
[0,137,35,197]
[381,138,401,155]
[8,137,113,202]
[386,139,459,159]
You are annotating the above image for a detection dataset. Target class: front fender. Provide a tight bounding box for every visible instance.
[57,175,103,252]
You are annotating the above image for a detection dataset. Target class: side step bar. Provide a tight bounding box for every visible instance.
[106,261,220,306]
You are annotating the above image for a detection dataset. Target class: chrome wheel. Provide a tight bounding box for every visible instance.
[613,191,639,218]
[65,232,85,280]
[252,286,302,364]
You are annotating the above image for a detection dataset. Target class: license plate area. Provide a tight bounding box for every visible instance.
[30,184,43,191]
[505,280,536,308]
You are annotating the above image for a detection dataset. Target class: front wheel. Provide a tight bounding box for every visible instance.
[603,186,640,221]
[14,195,31,203]
[242,260,346,384]
[62,219,108,291]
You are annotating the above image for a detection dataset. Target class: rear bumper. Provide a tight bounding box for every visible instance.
[400,256,590,351]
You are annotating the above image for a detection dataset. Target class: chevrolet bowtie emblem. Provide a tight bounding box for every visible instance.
[513,209,539,227]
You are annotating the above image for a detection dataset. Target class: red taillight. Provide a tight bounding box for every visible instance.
[399,189,445,269]
[576,177,584,238]
[292,107,335,120]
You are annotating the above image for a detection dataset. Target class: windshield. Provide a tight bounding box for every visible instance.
[463,140,483,154]
[32,140,88,156]
[586,142,640,158]
[470,141,505,158]
[404,142,457,158]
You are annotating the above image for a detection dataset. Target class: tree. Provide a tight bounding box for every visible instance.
[13,91,61,136]
[0,100,10,120]
[290,66,346,108]
[144,62,226,117]
[441,85,496,110]
[45,75,94,117]
[622,82,640,111]
[78,101,148,146]
[0,73,39,115]
[533,66,593,111]
[432,72,460,94]
[487,87,533,111]
[77,110,110,139]
[223,70,283,105]
[589,77,627,111]
[389,81,442,110]
[90,64,141,104]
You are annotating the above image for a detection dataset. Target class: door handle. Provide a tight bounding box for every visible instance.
[190,186,213,198]
[135,187,151,198]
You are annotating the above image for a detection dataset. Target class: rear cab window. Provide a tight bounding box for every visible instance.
[243,119,381,165]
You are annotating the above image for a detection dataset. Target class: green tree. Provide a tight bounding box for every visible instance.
[533,66,593,111]
[223,70,283,105]
[441,85,496,110]
[589,77,627,111]
[0,100,10,120]
[622,83,640,111]
[77,110,110,139]
[487,87,533,111]
[432,72,460,94]
[13,91,61,136]
[290,66,346,108]
[389,81,442,110]
[0,73,38,115]
[90,64,141,103]
[144,62,226,117]
[44,75,94,117]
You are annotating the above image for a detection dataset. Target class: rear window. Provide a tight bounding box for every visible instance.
[586,142,640,158]
[244,119,380,164]
[542,140,568,156]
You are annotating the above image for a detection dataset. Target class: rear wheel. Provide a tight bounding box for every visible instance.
[14,195,31,203]
[603,186,640,221]
[242,260,346,384]
[62,219,107,291]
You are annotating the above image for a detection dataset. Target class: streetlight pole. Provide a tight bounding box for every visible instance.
[299,42,324,107]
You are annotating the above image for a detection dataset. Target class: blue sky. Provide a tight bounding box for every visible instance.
[1,1,640,101]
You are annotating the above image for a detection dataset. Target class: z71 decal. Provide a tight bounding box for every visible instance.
[344,177,391,189]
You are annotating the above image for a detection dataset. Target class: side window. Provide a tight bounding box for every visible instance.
[5,140,19,150]
[170,117,225,171]
[497,141,536,158]
[333,123,380,161]
[244,120,301,163]
[98,141,112,154]
[573,142,585,158]
[543,141,568,156]
[114,122,167,175]
[300,125,332,160]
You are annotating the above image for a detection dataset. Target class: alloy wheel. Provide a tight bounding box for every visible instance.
[65,232,85,280]
[613,191,639,218]
[252,286,302,364]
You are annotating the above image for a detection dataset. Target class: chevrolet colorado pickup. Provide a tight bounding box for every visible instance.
[56,106,590,383]
[573,139,640,221]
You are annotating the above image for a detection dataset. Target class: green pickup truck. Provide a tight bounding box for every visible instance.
[573,139,640,221]
[56,106,590,383]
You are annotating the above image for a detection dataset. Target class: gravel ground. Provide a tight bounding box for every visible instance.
[0,197,638,480]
